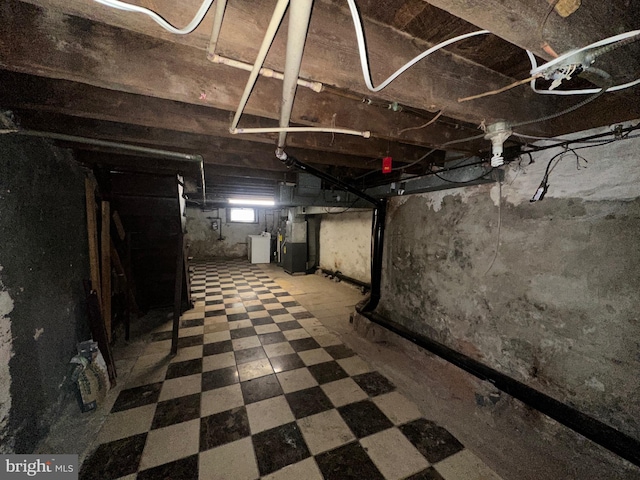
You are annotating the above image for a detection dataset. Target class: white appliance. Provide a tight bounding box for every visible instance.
[247,233,271,264]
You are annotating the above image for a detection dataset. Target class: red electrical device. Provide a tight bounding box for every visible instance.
[382,156,393,174]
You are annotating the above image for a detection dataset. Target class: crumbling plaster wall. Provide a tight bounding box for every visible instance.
[378,123,640,440]
[319,210,372,283]
[186,206,274,259]
[0,135,90,453]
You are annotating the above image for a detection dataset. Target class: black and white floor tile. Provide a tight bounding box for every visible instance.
[80,259,501,480]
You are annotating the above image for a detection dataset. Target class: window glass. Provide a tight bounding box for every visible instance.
[228,208,256,223]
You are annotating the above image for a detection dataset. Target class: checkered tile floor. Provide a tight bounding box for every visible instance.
[80,259,501,480]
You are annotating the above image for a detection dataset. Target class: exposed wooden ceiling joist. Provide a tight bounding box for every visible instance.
[2,0,638,187]
[12,109,400,172]
[422,0,640,65]
[6,0,551,130]
[420,0,640,119]
[0,71,479,160]
[74,151,295,181]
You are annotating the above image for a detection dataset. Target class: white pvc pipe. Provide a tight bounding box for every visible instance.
[278,0,314,149]
[230,0,290,131]
[94,0,215,35]
[346,0,489,92]
[209,54,323,92]
[231,126,370,137]
[207,0,228,54]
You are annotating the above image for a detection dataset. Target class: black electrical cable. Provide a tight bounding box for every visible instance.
[518,123,640,156]
[353,148,438,181]
[354,131,489,181]
[512,84,610,129]
[398,157,487,182]
[530,146,595,202]
[353,124,638,190]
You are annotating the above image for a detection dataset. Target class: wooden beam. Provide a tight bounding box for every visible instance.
[421,0,640,66]
[419,0,640,124]
[12,109,397,170]
[110,239,139,315]
[75,151,296,181]
[112,210,126,242]
[84,177,102,311]
[100,200,111,342]
[0,70,480,158]
[3,1,552,138]
[171,176,184,355]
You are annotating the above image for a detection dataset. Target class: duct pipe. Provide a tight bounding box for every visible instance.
[281,155,381,207]
[2,128,206,205]
[280,155,386,312]
[277,0,313,153]
[230,0,290,131]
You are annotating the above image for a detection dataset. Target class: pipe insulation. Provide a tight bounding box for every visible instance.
[277,0,314,150]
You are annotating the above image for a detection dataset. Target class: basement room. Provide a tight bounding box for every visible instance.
[1,0,639,479]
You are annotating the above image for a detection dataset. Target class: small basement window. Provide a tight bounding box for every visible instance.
[228,207,257,223]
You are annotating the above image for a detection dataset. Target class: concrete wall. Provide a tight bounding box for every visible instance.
[186,207,276,259]
[0,274,14,454]
[0,136,90,453]
[319,210,372,283]
[378,123,640,441]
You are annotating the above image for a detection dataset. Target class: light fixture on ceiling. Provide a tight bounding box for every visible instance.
[484,121,512,167]
[228,198,275,206]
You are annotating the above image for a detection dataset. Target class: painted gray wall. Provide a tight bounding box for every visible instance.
[378,123,640,441]
[186,207,277,259]
[0,136,90,453]
[319,210,372,283]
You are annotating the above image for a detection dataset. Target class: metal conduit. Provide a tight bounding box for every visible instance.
[2,128,206,204]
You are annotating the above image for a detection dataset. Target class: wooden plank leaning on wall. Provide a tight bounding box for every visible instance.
[84,176,117,383]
